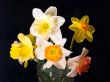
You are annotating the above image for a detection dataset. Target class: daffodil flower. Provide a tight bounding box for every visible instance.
[66,48,91,77]
[30,6,66,45]
[10,33,34,67]
[35,37,72,69]
[69,15,95,43]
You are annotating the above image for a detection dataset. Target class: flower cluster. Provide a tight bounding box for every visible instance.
[10,6,95,77]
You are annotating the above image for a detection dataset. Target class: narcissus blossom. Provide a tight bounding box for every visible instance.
[69,15,95,43]
[10,33,34,65]
[66,48,91,77]
[30,6,65,45]
[35,37,72,69]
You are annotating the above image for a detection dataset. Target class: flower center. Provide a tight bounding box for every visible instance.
[18,43,33,61]
[34,19,50,36]
[80,23,88,31]
[45,45,62,62]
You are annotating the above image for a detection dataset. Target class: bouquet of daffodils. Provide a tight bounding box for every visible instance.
[10,6,95,82]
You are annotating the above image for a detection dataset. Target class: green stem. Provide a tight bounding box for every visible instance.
[69,34,75,50]
[67,34,75,59]
[62,78,64,82]
[38,77,41,82]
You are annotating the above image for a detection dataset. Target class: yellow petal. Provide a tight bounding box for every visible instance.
[26,34,36,45]
[88,25,95,34]
[10,43,20,59]
[68,24,78,31]
[74,30,85,43]
[71,17,80,24]
[18,33,32,48]
[85,31,93,42]
[81,15,89,24]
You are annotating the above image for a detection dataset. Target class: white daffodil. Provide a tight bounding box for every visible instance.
[35,37,72,69]
[66,48,91,77]
[30,6,66,45]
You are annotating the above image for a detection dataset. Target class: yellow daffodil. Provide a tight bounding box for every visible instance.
[67,48,91,77]
[69,15,95,43]
[35,37,72,69]
[30,6,66,45]
[10,33,34,67]
[26,34,36,45]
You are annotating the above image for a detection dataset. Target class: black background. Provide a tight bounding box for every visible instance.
[0,0,109,82]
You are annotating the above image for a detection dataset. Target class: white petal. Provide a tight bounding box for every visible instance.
[43,60,54,69]
[36,37,52,47]
[49,30,62,44]
[54,56,66,69]
[61,38,67,46]
[53,29,62,40]
[66,68,77,77]
[32,8,44,20]
[51,16,65,31]
[30,21,38,36]
[61,47,72,57]
[35,37,42,46]
[81,47,89,57]
[33,58,38,62]
[45,6,57,16]
[56,16,65,28]
[67,56,80,69]
[42,39,53,47]
[13,41,19,45]
[42,35,49,40]
[36,37,45,47]
[18,60,23,65]
[35,47,45,60]
[49,29,67,46]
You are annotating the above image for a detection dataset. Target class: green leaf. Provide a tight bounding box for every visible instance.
[24,61,28,68]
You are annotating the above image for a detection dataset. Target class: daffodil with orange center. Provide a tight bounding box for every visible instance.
[69,15,95,43]
[10,33,34,67]
[66,48,91,77]
[35,37,72,69]
[45,45,62,62]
